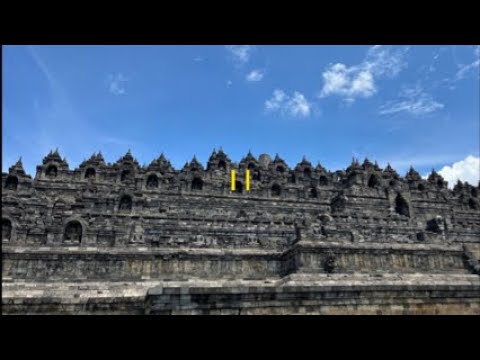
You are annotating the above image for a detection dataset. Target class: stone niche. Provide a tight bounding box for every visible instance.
[2,150,480,314]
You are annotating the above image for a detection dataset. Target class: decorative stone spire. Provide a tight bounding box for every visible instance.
[383,163,399,178]
[207,147,231,172]
[15,156,23,168]
[362,158,374,169]
[80,151,106,168]
[428,169,445,185]
[208,148,218,162]
[300,155,311,166]
[116,150,137,164]
[96,151,105,163]
[148,153,173,172]
[428,169,438,181]
[315,162,327,173]
[9,157,26,176]
[244,150,256,162]
[42,149,64,165]
[125,149,133,161]
[406,166,421,181]
[239,150,258,170]
[453,179,464,194]
[347,157,361,172]
[295,156,312,172]
[189,155,204,171]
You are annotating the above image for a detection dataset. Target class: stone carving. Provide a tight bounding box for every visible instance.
[331,194,348,213]
[119,195,133,211]
[426,216,445,234]
[2,219,12,241]
[129,222,145,244]
[46,165,58,178]
[5,176,18,190]
[2,149,480,314]
[324,251,336,273]
[64,221,82,243]
[146,174,159,189]
[395,193,410,217]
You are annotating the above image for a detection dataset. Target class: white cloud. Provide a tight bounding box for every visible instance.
[246,69,264,82]
[226,80,233,87]
[265,89,311,118]
[287,92,311,117]
[364,45,408,77]
[320,45,408,103]
[379,85,444,116]
[437,155,480,188]
[193,56,204,62]
[107,73,128,96]
[320,64,376,102]
[225,45,252,64]
[455,45,480,80]
[265,89,287,111]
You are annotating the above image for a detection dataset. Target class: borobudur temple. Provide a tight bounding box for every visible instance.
[2,148,480,314]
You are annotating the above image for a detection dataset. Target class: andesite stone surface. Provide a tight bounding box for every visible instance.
[2,150,479,314]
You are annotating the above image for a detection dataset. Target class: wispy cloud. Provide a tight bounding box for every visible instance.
[436,155,480,188]
[27,46,90,154]
[379,84,444,116]
[18,45,124,174]
[225,45,252,64]
[319,45,409,103]
[27,45,56,85]
[265,89,311,118]
[193,56,204,62]
[107,73,128,95]
[23,46,136,173]
[455,45,480,80]
[246,69,264,82]
[418,46,449,77]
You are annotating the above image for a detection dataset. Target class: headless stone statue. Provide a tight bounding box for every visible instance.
[129,222,144,244]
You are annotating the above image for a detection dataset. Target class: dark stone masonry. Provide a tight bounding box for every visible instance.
[2,149,480,314]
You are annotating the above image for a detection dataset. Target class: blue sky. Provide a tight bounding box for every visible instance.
[3,45,479,186]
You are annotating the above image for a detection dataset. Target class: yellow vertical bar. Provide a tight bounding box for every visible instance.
[231,170,236,191]
[246,169,250,191]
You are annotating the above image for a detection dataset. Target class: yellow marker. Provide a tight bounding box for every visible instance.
[231,170,236,191]
[246,169,250,191]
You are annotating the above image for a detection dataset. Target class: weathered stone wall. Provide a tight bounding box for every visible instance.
[145,282,480,315]
[2,150,479,314]
[3,275,479,315]
[2,249,283,281]
[2,242,469,282]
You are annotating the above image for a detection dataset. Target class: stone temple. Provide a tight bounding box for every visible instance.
[2,149,480,314]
